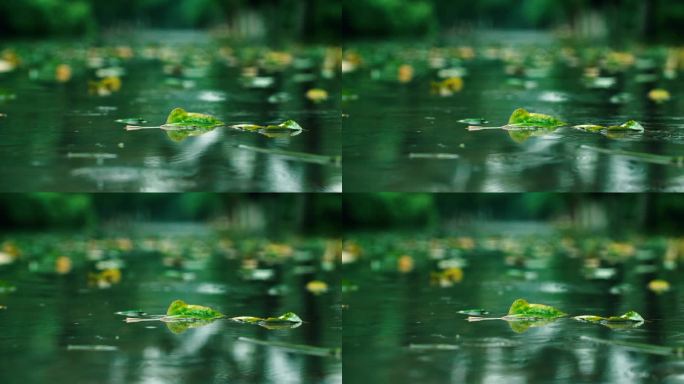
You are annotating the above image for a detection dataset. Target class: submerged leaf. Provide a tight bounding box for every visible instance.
[507,108,566,128]
[505,298,567,320]
[231,311,303,330]
[165,299,225,320]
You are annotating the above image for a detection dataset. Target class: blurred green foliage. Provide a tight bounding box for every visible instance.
[344,194,684,235]
[0,0,340,41]
[0,194,340,235]
[343,0,684,43]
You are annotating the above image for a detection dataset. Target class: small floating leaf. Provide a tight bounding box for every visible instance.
[230,120,303,138]
[573,124,606,133]
[574,311,644,328]
[457,309,490,316]
[166,299,224,320]
[237,337,339,357]
[608,120,644,132]
[457,118,488,125]
[505,298,567,320]
[231,311,303,330]
[507,108,566,128]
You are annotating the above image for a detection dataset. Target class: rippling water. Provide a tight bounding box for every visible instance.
[0,34,341,192]
[343,231,684,384]
[343,40,684,192]
[0,227,341,384]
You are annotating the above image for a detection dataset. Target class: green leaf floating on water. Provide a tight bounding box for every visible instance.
[574,120,644,133]
[162,108,225,142]
[504,298,567,320]
[231,312,303,330]
[574,311,644,329]
[163,108,225,130]
[230,120,303,138]
[507,108,566,128]
[165,299,225,320]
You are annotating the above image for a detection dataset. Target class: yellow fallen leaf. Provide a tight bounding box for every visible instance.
[648,89,670,103]
[398,64,414,83]
[306,88,328,103]
[55,256,72,274]
[397,255,414,273]
[55,64,72,83]
[648,279,670,294]
[306,280,328,295]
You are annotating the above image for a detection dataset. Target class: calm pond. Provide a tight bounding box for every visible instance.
[343,227,684,384]
[0,225,341,384]
[343,37,684,192]
[0,32,341,192]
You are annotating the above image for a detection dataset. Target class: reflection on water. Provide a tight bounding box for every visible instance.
[0,33,341,192]
[0,226,341,384]
[343,38,684,192]
[343,229,684,384]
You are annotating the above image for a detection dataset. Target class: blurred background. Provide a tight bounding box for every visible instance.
[0,193,341,384]
[0,0,340,42]
[343,0,683,43]
[0,193,341,235]
[344,193,684,235]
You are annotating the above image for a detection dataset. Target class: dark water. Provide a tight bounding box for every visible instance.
[343,228,684,384]
[343,40,684,192]
[0,225,341,384]
[0,32,341,192]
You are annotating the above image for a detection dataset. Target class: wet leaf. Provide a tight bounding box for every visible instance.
[231,311,303,330]
[573,120,644,133]
[229,120,303,138]
[115,118,147,125]
[165,299,225,321]
[237,337,339,357]
[457,118,488,125]
[163,108,224,130]
[573,310,644,329]
[457,309,490,316]
[505,298,567,320]
[507,108,566,128]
